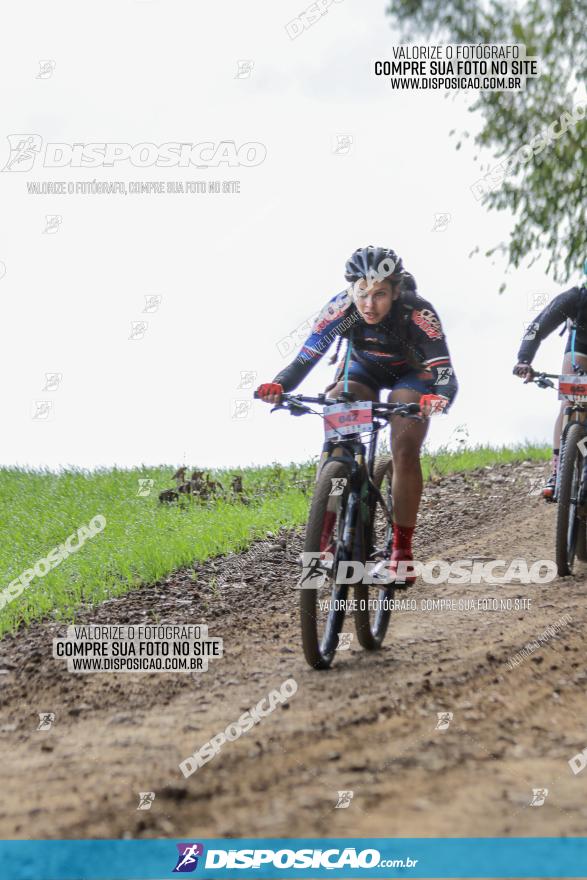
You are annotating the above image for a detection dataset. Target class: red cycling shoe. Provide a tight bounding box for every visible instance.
[370,549,418,587]
[542,471,557,501]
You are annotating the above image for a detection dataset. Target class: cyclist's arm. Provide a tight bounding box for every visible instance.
[408,298,459,410]
[272,290,354,392]
[517,286,582,364]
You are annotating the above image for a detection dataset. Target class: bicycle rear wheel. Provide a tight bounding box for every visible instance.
[556,422,584,576]
[354,453,395,650]
[300,458,353,669]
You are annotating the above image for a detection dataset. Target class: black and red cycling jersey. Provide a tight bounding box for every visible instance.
[517,285,587,363]
[272,287,458,407]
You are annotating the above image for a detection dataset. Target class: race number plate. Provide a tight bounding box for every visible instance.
[558,374,587,402]
[323,401,373,439]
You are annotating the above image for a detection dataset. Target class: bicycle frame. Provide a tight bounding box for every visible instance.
[254,389,421,559]
[319,420,388,560]
[254,392,422,552]
[255,390,423,668]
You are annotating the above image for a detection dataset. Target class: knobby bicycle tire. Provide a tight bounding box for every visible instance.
[556,422,584,576]
[300,458,352,669]
[354,453,395,650]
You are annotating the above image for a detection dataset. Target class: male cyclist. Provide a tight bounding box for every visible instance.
[256,246,458,581]
[513,279,587,499]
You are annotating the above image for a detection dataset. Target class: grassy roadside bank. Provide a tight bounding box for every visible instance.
[0,445,549,637]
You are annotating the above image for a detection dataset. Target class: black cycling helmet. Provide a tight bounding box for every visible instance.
[344,246,404,283]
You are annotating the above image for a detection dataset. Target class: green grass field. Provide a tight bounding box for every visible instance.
[0,445,549,638]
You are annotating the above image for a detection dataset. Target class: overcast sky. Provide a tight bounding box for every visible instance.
[0,0,583,472]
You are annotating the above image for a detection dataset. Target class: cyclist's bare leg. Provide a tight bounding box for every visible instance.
[386,387,430,527]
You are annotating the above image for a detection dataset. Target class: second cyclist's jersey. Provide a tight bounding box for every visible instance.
[272,288,458,404]
[517,285,587,363]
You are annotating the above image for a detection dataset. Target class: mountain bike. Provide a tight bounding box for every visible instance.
[254,389,422,669]
[533,370,587,575]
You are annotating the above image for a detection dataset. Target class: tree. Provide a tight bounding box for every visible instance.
[386,0,587,284]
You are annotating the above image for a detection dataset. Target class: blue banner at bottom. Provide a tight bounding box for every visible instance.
[0,838,585,879]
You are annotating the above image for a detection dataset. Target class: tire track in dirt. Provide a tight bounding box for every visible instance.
[1,459,586,840]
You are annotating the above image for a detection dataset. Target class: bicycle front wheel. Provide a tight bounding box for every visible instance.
[354,453,395,650]
[556,422,584,576]
[300,457,353,669]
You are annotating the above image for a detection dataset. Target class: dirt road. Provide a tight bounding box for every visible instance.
[1,459,586,840]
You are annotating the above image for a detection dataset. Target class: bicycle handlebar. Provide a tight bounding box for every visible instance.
[530,371,558,390]
[253,390,421,416]
[530,369,587,393]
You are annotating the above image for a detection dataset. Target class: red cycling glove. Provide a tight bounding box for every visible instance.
[256,382,283,400]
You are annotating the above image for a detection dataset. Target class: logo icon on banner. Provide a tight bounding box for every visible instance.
[297,552,331,589]
[173,843,204,873]
[2,134,42,171]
